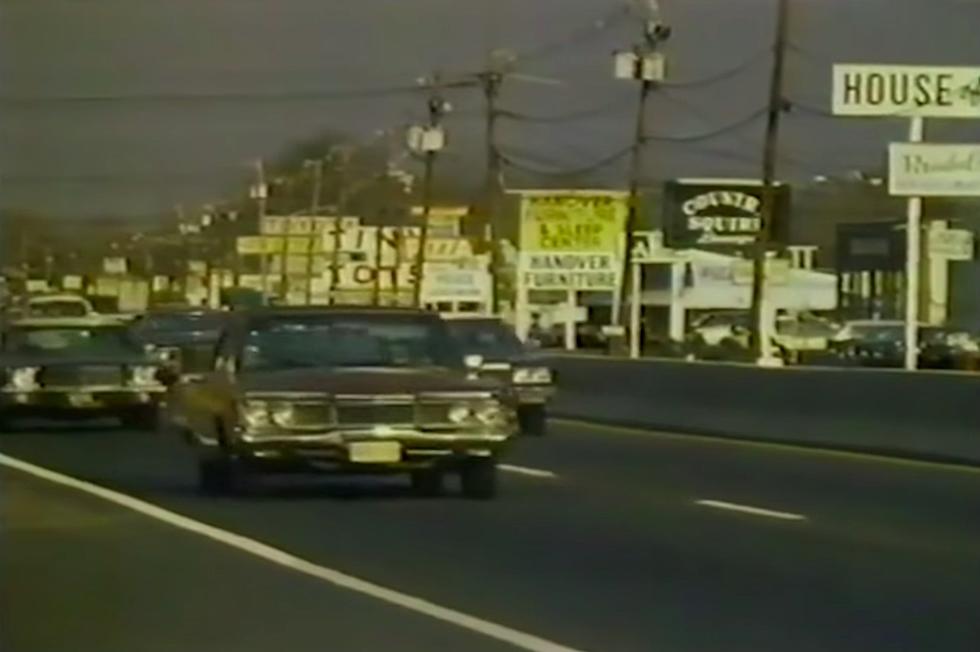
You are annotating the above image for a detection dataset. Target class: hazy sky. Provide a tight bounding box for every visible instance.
[2,0,980,217]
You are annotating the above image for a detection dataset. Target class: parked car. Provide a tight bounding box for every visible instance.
[0,315,171,429]
[25,293,95,318]
[129,308,228,380]
[445,316,555,436]
[172,307,518,499]
[830,320,980,369]
[773,313,840,363]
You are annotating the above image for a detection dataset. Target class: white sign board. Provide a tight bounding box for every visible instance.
[421,266,491,303]
[62,275,83,291]
[832,64,980,118]
[929,228,974,261]
[519,252,620,291]
[888,143,980,196]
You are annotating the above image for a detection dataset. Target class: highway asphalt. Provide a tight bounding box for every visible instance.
[2,418,979,652]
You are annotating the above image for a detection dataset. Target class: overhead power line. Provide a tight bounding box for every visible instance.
[660,46,771,88]
[499,144,633,177]
[0,84,426,105]
[644,106,768,142]
[497,96,634,124]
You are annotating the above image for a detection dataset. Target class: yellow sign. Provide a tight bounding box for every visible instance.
[519,191,628,253]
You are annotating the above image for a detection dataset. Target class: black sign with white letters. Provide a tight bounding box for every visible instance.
[662,180,790,249]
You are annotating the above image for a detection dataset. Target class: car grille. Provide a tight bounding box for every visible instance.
[274,403,333,428]
[335,403,415,426]
[39,365,124,387]
[478,366,513,386]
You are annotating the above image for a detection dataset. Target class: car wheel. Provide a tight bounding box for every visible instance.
[198,454,252,496]
[518,405,548,436]
[120,406,159,432]
[198,454,232,495]
[410,469,445,497]
[460,458,498,500]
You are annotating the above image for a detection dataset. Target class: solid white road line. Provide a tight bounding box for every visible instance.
[498,464,559,480]
[0,454,584,652]
[694,499,808,522]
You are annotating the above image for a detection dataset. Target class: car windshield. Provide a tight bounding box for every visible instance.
[447,320,525,358]
[27,301,87,318]
[849,324,905,341]
[241,314,462,371]
[4,326,139,356]
[136,312,226,333]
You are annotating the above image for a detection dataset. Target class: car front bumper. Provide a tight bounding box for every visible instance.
[207,428,512,472]
[0,387,164,416]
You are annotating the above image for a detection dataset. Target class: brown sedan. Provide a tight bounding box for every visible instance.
[171,306,518,499]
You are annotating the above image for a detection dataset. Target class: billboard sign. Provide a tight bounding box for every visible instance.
[421,265,492,303]
[662,179,790,248]
[832,64,980,118]
[836,221,905,272]
[516,190,627,290]
[928,227,974,261]
[888,143,980,196]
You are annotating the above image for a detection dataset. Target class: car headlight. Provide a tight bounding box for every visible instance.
[7,367,39,391]
[474,402,507,426]
[512,367,553,385]
[239,400,270,430]
[448,404,474,424]
[130,365,161,387]
[269,401,295,426]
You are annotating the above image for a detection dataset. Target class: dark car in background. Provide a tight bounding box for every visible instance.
[446,316,556,436]
[172,307,518,499]
[129,308,228,379]
[830,320,980,369]
[0,316,171,429]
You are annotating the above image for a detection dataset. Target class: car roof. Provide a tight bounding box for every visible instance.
[27,294,90,304]
[441,314,501,324]
[9,316,126,328]
[233,305,437,324]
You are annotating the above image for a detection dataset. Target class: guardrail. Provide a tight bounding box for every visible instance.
[544,353,980,465]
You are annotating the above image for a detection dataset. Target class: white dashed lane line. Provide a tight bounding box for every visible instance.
[694,499,808,522]
[498,464,560,480]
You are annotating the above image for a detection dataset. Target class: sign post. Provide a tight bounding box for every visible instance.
[903,117,925,371]
[833,63,980,371]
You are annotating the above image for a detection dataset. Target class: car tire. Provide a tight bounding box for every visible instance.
[198,454,232,495]
[518,405,548,437]
[460,458,498,500]
[120,406,159,432]
[198,454,252,496]
[410,469,445,497]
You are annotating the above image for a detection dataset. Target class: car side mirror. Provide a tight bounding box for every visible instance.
[464,354,484,371]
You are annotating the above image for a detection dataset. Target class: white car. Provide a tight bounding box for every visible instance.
[26,294,95,319]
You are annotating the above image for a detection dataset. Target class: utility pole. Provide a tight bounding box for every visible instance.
[749,0,790,364]
[251,160,269,305]
[328,147,351,305]
[613,2,670,336]
[481,64,505,314]
[304,159,324,304]
[410,73,450,307]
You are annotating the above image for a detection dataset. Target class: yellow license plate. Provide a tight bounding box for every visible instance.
[348,441,402,463]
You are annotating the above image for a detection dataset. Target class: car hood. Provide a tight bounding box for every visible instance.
[137,330,221,347]
[238,366,504,395]
[0,352,153,367]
